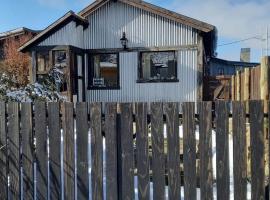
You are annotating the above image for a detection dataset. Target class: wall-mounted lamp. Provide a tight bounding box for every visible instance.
[120,32,128,50]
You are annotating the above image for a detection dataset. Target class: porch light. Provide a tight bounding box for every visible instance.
[120,32,128,50]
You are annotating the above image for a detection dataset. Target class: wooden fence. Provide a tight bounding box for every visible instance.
[231,56,270,101]
[0,101,268,200]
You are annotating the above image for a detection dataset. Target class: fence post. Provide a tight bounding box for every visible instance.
[231,75,235,100]
[236,71,240,100]
[0,102,7,200]
[260,56,270,112]
[244,68,250,101]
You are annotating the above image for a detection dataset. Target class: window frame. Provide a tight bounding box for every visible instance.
[52,50,68,68]
[88,52,120,90]
[137,50,179,83]
[36,51,50,74]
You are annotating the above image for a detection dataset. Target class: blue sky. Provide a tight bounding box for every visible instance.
[1,0,269,62]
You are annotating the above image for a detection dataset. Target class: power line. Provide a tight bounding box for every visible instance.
[218,36,262,47]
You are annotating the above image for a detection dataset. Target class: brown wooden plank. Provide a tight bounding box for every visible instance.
[232,102,247,200]
[90,103,103,200]
[269,101,270,200]
[135,103,150,200]
[164,102,180,200]
[76,102,89,200]
[35,102,48,200]
[120,103,134,200]
[21,103,34,199]
[150,102,165,200]
[183,102,196,200]
[105,103,118,200]
[0,102,7,199]
[48,102,61,200]
[215,101,230,200]
[250,100,265,200]
[62,102,75,200]
[7,102,20,199]
[198,102,213,200]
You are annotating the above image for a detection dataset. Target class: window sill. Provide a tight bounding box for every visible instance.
[136,79,179,83]
[88,86,120,90]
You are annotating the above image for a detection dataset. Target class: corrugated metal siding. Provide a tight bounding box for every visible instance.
[38,21,84,48]
[84,1,198,49]
[87,50,197,102]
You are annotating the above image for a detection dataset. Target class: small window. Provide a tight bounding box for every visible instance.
[37,51,50,72]
[89,53,119,89]
[139,51,178,82]
[53,50,67,67]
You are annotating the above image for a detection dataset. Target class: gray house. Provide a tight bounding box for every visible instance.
[20,0,217,102]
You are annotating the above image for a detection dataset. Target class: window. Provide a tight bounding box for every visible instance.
[0,42,4,60]
[139,51,178,82]
[89,53,119,89]
[218,67,224,75]
[37,51,50,72]
[53,50,67,67]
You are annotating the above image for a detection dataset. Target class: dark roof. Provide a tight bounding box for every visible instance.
[0,27,41,40]
[79,0,216,33]
[19,11,89,52]
[211,57,259,67]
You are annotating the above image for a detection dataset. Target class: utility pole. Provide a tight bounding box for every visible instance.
[267,26,269,56]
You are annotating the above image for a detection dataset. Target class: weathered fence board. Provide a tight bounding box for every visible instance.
[120,103,134,200]
[215,101,230,200]
[35,102,48,200]
[7,102,20,199]
[232,102,247,200]
[76,102,89,200]
[135,103,150,200]
[164,103,180,200]
[183,102,196,200]
[151,102,165,200]
[250,100,265,200]
[48,102,61,200]
[90,103,103,200]
[62,102,75,200]
[198,102,213,200]
[105,103,118,200]
[21,103,34,199]
[0,102,7,199]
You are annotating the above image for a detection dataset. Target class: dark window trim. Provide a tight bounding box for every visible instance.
[88,86,121,90]
[137,79,179,83]
[88,52,120,90]
[138,50,178,83]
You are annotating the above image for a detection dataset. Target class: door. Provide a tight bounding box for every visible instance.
[73,54,85,102]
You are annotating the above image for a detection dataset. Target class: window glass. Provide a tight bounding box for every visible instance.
[140,51,177,81]
[37,51,49,72]
[54,50,67,67]
[90,53,118,88]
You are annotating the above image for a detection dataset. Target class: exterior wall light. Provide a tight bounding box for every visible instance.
[120,32,128,50]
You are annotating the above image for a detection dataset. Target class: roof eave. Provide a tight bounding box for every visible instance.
[19,11,88,53]
[78,0,215,33]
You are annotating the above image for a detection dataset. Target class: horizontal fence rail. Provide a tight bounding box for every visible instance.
[0,101,269,200]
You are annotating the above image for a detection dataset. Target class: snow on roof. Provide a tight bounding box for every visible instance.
[0,27,41,40]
